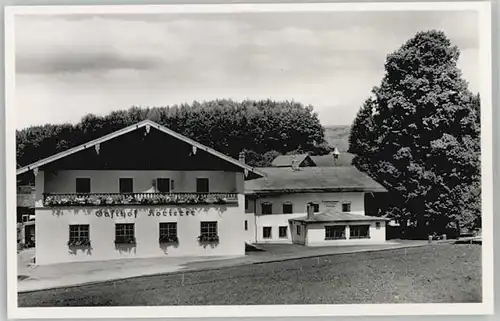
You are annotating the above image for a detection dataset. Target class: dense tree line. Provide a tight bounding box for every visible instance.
[348,30,481,234]
[17,99,331,172]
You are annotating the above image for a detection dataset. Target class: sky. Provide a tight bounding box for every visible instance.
[14,10,479,129]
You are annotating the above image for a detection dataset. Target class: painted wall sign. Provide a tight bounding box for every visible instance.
[96,209,138,219]
[93,208,197,219]
[94,208,196,219]
[148,208,196,216]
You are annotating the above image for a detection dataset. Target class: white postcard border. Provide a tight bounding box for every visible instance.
[5,1,493,319]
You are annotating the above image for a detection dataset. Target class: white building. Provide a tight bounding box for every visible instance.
[244,166,389,245]
[16,120,264,265]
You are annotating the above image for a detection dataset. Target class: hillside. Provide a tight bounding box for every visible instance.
[324,125,351,152]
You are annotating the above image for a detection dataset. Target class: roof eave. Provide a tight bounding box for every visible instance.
[249,187,387,194]
[289,217,390,224]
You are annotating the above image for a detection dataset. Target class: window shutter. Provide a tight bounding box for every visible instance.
[152,179,157,188]
[170,180,175,191]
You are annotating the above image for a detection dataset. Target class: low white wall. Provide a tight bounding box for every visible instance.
[255,213,305,243]
[290,221,306,244]
[35,195,246,265]
[243,213,257,243]
[306,221,387,246]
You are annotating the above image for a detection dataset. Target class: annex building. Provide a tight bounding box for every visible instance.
[243,157,390,246]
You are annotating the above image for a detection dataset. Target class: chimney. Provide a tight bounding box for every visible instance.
[239,151,245,164]
[307,203,314,220]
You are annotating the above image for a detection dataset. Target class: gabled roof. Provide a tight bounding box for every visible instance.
[245,166,386,194]
[16,120,265,179]
[271,154,312,167]
[289,209,390,224]
[310,153,355,167]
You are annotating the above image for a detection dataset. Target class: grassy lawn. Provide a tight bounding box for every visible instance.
[18,243,481,306]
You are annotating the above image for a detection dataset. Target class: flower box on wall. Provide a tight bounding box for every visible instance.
[197,235,219,244]
[67,239,91,247]
[159,235,179,244]
[43,192,238,207]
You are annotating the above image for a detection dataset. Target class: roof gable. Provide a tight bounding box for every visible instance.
[17,120,264,179]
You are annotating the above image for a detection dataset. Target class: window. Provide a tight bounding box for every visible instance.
[69,225,90,245]
[376,222,381,229]
[244,220,248,231]
[157,178,171,193]
[119,178,133,194]
[279,226,288,238]
[350,225,370,239]
[76,178,90,194]
[325,225,346,240]
[200,221,218,237]
[310,203,319,213]
[263,227,272,239]
[196,178,209,193]
[245,198,249,210]
[159,222,177,243]
[296,224,301,236]
[115,223,135,244]
[342,202,351,212]
[261,202,272,215]
[282,202,293,214]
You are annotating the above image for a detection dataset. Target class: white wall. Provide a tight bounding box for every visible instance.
[255,214,304,243]
[243,213,257,243]
[35,195,246,265]
[44,170,240,194]
[306,221,387,246]
[254,192,365,215]
[290,221,306,244]
[253,192,366,244]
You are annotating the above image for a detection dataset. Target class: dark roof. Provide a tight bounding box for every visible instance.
[271,154,311,167]
[17,186,35,208]
[310,153,355,167]
[16,120,264,180]
[289,209,390,224]
[245,166,387,194]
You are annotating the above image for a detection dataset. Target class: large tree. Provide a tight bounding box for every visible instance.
[348,30,481,233]
[17,99,331,171]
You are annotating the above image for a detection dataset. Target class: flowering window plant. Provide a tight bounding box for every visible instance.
[67,239,91,247]
[197,234,219,244]
[159,235,179,244]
